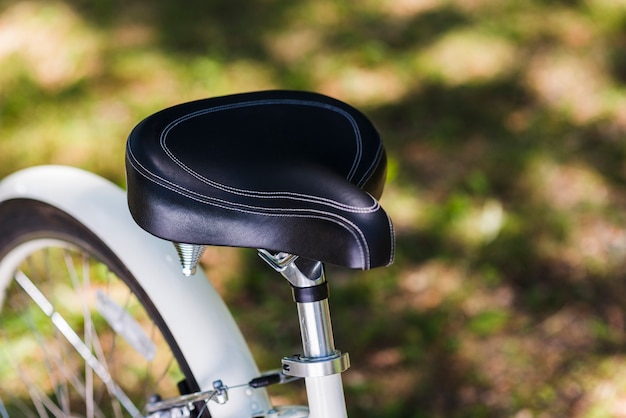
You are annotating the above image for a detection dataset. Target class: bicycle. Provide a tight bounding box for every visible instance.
[0,90,395,418]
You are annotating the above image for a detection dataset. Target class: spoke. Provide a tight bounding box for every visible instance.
[18,364,63,418]
[44,249,71,415]
[10,274,108,418]
[14,270,142,418]
[146,322,158,399]
[94,270,129,418]
[51,324,71,415]
[9,286,72,416]
[107,268,131,418]
[0,397,9,418]
[38,344,87,406]
[0,395,38,418]
[0,320,39,418]
[53,332,71,417]
[64,250,96,418]
[64,251,121,418]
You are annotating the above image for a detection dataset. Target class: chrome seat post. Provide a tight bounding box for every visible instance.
[258,250,337,356]
[297,295,336,358]
[259,250,350,418]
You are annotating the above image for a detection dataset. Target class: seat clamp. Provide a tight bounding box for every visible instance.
[281,351,350,378]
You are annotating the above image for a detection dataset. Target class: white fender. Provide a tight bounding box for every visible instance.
[0,165,272,417]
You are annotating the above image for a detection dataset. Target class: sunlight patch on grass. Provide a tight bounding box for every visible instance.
[447,198,505,248]
[415,29,518,86]
[318,63,409,107]
[399,260,465,310]
[0,1,102,91]
[562,216,626,278]
[422,192,507,250]
[264,27,323,65]
[581,358,626,418]
[525,157,611,212]
[525,49,612,124]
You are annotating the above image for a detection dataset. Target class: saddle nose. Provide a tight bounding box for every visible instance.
[125,90,395,269]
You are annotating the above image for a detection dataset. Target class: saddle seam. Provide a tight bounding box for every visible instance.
[384,211,396,266]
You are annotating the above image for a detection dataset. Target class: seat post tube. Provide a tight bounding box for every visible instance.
[291,269,348,418]
[296,297,335,358]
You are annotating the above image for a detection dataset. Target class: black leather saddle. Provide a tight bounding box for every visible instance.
[125,90,394,269]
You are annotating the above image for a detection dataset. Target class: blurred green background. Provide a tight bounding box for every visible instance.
[2,0,626,416]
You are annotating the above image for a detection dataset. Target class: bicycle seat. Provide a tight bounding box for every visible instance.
[125,90,394,269]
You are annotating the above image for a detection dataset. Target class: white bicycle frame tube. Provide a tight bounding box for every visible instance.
[0,165,272,418]
[306,375,348,418]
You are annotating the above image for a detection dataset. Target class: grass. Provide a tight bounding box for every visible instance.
[2,0,626,416]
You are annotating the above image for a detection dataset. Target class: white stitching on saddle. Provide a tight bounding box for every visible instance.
[384,211,396,266]
[161,99,361,180]
[158,99,378,213]
[356,142,384,189]
[126,148,371,268]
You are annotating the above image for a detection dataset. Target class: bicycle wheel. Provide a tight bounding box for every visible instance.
[0,199,202,417]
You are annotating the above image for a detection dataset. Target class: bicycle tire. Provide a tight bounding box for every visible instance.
[0,198,207,417]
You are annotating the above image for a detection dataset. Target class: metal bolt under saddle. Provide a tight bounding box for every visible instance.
[173,243,206,276]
